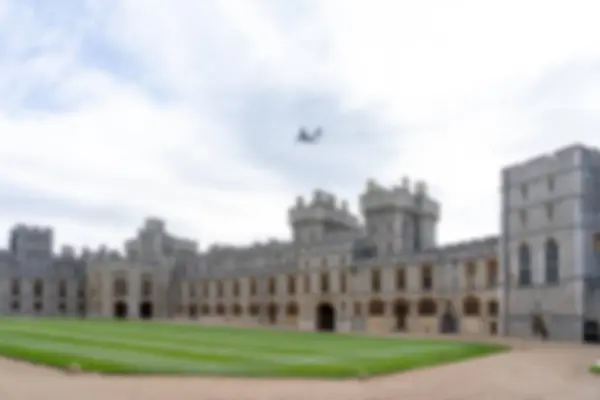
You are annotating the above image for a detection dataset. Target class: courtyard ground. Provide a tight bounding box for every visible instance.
[0,335,598,400]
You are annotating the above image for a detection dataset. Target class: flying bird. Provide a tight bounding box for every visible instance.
[296,127,323,143]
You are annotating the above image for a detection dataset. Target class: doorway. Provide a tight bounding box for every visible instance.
[114,301,128,319]
[439,301,459,334]
[267,303,278,324]
[393,300,409,331]
[583,319,599,343]
[139,301,153,319]
[316,302,336,332]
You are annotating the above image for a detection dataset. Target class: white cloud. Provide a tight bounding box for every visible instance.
[1,0,600,252]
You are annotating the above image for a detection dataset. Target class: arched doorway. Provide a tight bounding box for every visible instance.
[189,305,198,318]
[316,302,335,332]
[139,302,153,319]
[393,299,409,331]
[267,303,278,325]
[439,301,459,334]
[114,301,128,319]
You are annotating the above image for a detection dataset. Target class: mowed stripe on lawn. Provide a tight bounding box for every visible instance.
[0,319,504,377]
[0,319,469,362]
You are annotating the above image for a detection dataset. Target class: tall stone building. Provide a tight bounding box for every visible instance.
[0,143,599,343]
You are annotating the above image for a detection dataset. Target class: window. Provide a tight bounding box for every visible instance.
[395,268,406,290]
[368,299,385,316]
[545,238,559,284]
[77,283,85,298]
[113,278,127,296]
[233,280,240,296]
[340,272,347,293]
[188,282,195,297]
[33,279,44,297]
[421,265,433,291]
[232,304,242,316]
[486,259,498,288]
[250,279,257,296]
[320,273,329,293]
[58,280,67,298]
[487,300,499,316]
[268,277,276,295]
[462,296,480,316]
[286,302,298,316]
[521,183,528,198]
[518,243,532,286]
[58,302,66,314]
[287,276,295,295]
[217,281,224,297]
[417,298,437,316]
[465,262,476,290]
[140,279,152,296]
[371,269,381,292]
[304,274,311,293]
[546,203,554,221]
[11,279,20,296]
[249,304,260,316]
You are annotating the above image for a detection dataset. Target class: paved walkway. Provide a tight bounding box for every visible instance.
[0,338,598,400]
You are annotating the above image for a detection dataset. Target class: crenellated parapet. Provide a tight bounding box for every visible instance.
[86,245,123,262]
[360,176,440,219]
[288,189,359,229]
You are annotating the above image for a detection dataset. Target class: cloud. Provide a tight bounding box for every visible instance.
[1,0,600,252]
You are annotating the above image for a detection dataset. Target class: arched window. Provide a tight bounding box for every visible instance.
[462,296,480,316]
[286,302,298,316]
[368,298,385,316]
[417,298,437,316]
[518,243,531,286]
[232,303,243,316]
[545,238,559,284]
[249,303,260,316]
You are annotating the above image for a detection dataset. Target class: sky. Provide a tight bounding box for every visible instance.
[1,0,600,252]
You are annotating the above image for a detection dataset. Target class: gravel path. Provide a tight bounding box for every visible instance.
[0,338,598,400]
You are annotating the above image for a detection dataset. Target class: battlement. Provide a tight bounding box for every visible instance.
[60,245,76,258]
[11,224,53,235]
[86,244,123,262]
[143,217,165,232]
[288,189,358,228]
[502,143,595,184]
[360,176,439,218]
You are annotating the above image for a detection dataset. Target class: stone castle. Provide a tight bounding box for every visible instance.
[1,143,599,343]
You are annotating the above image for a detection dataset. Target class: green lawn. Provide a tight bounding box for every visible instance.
[0,318,506,379]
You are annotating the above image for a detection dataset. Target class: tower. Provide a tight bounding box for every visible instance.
[500,144,600,342]
[288,189,359,245]
[8,224,54,265]
[359,177,440,255]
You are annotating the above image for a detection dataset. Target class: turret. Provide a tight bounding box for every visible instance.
[288,189,359,245]
[359,176,440,254]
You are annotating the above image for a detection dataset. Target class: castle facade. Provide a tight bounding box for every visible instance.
[1,143,599,343]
